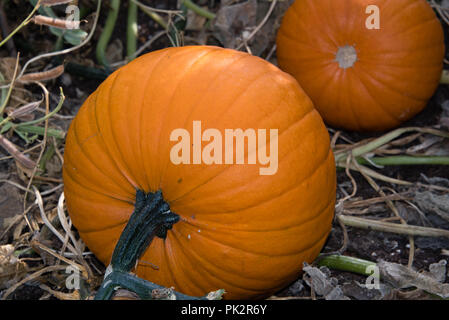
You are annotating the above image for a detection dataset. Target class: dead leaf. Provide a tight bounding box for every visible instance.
[425,260,447,283]
[7,98,42,121]
[384,288,435,300]
[213,0,258,50]
[213,0,292,56]
[415,191,449,223]
[302,263,350,300]
[378,260,449,298]
[18,65,64,84]
[341,281,390,300]
[0,134,37,171]
[0,244,28,289]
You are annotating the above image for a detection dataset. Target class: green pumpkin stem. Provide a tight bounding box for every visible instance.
[94,189,184,300]
[95,270,206,300]
[110,190,179,273]
[94,189,225,300]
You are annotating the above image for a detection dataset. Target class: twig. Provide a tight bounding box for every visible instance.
[33,186,79,256]
[131,0,170,30]
[1,265,67,300]
[0,52,20,116]
[56,192,84,258]
[338,215,449,238]
[352,158,415,268]
[22,83,50,212]
[334,127,449,163]
[340,161,413,186]
[358,156,449,166]
[0,204,35,241]
[265,44,277,61]
[30,240,86,274]
[236,0,277,51]
[0,0,41,48]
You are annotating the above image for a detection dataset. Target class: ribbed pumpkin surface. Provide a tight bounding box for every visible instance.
[276,0,445,131]
[63,46,336,299]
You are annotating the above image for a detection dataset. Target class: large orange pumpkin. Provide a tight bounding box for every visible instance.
[63,46,336,299]
[276,0,445,131]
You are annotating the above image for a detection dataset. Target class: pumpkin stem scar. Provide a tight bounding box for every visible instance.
[335,45,358,69]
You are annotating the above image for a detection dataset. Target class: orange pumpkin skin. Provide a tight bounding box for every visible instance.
[276,0,445,132]
[63,46,336,299]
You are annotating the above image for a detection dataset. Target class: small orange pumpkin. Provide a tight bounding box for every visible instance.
[276,0,445,131]
[63,46,336,299]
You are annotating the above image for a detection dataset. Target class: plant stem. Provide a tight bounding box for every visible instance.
[334,127,449,165]
[109,190,179,273]
[0,0,41,48]
[127,0,138,60]
[14,125,65,139]
[0,53,20,116]
[65,62,110,81]
[96,0,120,67]
[338,214,449,238]
[38,142,55,173]
[13,88,65,128]
[182,0,216,20]
[0,72,8,107]
[142,8,168,29]
[316,255,377,277]
[357,156,449,167]
[95,269,208,300]
[95,189,182,299]
[0,116,11,128]
[130,0,169,30]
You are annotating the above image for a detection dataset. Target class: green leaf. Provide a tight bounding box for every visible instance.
[63,29,88,46]
[0,121,12,134]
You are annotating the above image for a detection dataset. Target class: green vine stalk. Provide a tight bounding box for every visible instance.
[96,0,120,67]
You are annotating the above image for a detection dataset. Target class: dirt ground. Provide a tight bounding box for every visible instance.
[1,0,449,300]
